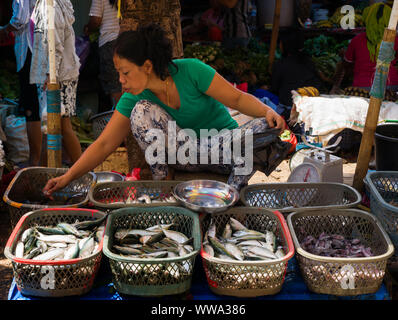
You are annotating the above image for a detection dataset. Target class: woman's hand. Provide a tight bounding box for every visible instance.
[42,174,70,197]
[265,108,285,131]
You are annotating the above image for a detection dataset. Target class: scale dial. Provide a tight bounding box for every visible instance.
[288,162,321,183]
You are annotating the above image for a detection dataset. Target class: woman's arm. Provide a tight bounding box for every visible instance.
[84,16,102,35]
[43,111,131,195]
[205,72,285,129]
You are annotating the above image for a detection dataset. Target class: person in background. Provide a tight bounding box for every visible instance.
[43,24,289,196]
[216,0,251,49]
[0,0,42,166]
[30,0,82,165]
[118,0,183,59]
[85,0,122,108]
[270,28,322,119]
[330,3,398,94]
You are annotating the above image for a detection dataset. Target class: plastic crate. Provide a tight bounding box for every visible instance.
[88,180,182,212]
[4,208,107,297]
[366,171,398,248]
[287,208,394,296]
[90,111,113,140]
[200,207,295,297]
[240,182,361,214]
[3,167,96,228]
[102,206,201,296]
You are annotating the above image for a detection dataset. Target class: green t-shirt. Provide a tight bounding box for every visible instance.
[116,58,238,137]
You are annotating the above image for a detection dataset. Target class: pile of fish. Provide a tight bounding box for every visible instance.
[112,223,194,259]
[14,215,107,261]
[203,217,285,262]
[111,223,196,284]
[300,232,374,258]
[111,193,177,205]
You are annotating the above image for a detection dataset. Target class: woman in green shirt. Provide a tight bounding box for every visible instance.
[43,24,287,195]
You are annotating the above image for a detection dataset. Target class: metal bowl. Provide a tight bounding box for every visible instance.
[94,171,125,183]
[173,180,239,213]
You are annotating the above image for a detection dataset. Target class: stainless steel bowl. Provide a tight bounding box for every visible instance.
[173,180,239,213]
[94,171,125,183]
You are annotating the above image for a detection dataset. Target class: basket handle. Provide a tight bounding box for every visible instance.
[273,210,295,260]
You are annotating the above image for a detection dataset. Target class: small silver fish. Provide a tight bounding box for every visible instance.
[15,241,24,258]
[229,217,247,231]
[137,195,152,204]
[222,223,232,239]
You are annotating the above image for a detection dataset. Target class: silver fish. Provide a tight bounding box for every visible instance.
[57,223,81,237]
[140,232,164,245]
[245,246,277,259]
[15,241,24,258]
[33,248,65,261]
[225,243,244,261]
[204,244,214,257]
[137,195,151,204]
[146,224,173,232]
[275,248,285,259]
[36,233,77,244]
[79,237,95,258]
[113,245,142,255]
[64,243,80,259]
[208,222,216,239]
[229,217,247,231]
[265,231,277,251]
[36,226,66,235]
[21,228,34,243]
[222,223,232,239]
[47,242,68,248]
[161,228,189,244]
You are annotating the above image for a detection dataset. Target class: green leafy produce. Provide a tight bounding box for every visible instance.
[303,35,349,57]
[0,60,19,100]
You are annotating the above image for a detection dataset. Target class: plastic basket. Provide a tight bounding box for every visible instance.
[365,171,398,248]
[240,182,361,214]
[88,180,182,212]
[3,167,96,228]
[102,206,201,296]
[90,110,113,140]
[200,207,295,297]
[287,208,394,296]
[4,208,107,297]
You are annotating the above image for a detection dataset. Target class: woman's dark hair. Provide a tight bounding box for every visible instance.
[113,24,177,80]
[109,0,117,8]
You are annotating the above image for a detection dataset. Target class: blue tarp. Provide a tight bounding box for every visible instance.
[8,256,390,301]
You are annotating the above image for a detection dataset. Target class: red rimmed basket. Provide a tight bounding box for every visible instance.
[199,207,295,297]
[4,208,107,297]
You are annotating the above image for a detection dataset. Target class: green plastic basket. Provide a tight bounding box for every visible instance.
[102,206,201,296]
[366,171,398,248]
[88,180,182,212]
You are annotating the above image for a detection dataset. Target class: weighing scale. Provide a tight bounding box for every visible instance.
[288,135,344,183]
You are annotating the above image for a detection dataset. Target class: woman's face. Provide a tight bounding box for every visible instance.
[113,54,149,95]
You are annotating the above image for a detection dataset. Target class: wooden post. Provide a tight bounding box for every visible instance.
[268,0,282,73]
[46,0,62,168]
[352,0,398,192]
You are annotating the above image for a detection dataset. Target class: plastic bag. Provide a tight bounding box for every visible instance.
[75,36,91,72]
[4,115,29,164]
